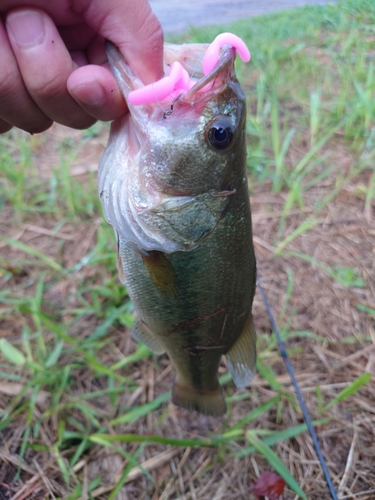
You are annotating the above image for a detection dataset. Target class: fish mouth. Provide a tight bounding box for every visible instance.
[180,47,236,102]
[105,39,237,111]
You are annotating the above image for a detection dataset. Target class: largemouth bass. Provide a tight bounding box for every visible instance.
[98,37,256,416]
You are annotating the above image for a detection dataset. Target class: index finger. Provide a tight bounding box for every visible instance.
[72,0,164,84]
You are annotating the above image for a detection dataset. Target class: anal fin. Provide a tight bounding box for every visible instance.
[226,313,256,388]
[132,319,165,354]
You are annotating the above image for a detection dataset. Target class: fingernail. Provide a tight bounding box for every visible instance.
[73,82,106,107]
[7,10,45,48]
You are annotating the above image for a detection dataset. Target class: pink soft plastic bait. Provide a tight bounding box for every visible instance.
[128,32,250,106]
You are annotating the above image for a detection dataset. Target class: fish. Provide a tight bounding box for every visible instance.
[98,38,257,416]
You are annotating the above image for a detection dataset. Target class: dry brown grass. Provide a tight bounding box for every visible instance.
[0,116,374,499]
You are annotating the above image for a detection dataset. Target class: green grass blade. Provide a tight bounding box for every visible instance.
[0,339,26,365]
[90,433,209,448]
[69,437,89,468]
[53,445,71,486]
[110,392,171,425]
[1,238,63,272]
[290,124,342,180]
[229,396,282,431]
[256,360,283,392]
[274,217,320,255]
[111,344,151,371]
[45,340,64,368]
[236,418,330,457]
[323,372,371,412]
[284,251,364,287]
[357,304,375,316]
[38,314,129,382]
[108,444,148,500]
[84,302,131,343]
[90,430,239,448]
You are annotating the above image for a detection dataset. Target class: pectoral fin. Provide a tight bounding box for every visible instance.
[141,250,178,298]
[132,320,165,354]
[226,313,256,388]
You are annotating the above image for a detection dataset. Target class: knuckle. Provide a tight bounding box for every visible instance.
[70,115,97,130]
[27,71,66,99]
[147,25,164,54]
[0,67,18,99]
[0,70,53,133]
[25,73,97,129]
[26,119,54,134]
[139,11,164,47]
[0,120,13,134]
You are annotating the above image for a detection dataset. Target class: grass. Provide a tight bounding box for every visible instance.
[1,0,375,498]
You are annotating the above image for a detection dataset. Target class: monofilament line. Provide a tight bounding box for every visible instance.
[256,274,338,500]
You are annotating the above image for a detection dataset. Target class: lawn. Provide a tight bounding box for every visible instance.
[0,0,374,498]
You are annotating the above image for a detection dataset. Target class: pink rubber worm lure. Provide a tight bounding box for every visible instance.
[128,32,250,106]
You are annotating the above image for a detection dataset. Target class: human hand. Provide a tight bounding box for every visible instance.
[0,0,163,134]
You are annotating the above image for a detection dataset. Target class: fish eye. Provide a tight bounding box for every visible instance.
[206,115,235,151]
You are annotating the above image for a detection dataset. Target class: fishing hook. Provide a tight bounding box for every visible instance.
[163,94,182,119]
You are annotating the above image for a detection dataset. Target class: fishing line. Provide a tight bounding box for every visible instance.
[256,274,338,500]
[151,67,176,119]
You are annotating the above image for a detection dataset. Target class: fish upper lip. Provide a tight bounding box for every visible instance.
[180,48,236,102]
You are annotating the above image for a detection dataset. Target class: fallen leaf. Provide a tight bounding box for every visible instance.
[251,471,286,499]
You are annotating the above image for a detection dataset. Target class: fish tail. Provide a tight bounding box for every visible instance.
[172,380,226,416]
